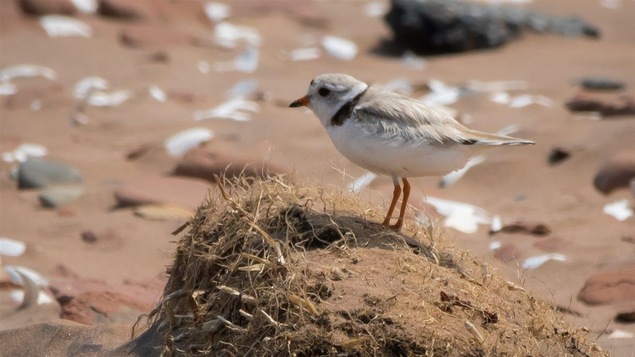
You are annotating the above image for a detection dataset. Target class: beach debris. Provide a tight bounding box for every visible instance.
[594,151,635,194]
[198,60,211,74]
[322,36,357,61]
[600,0,622,10]
[491,92,553,108]
[439,155,486,188]
[40,15,92,38]
[489,241,502,250]
[548,147,571,165]
[288,47,322,61]
[579,76,625,91]
[0,64,57,81]
[164,128,214,158]
[18,0,77,15]
[522,253,567,269]
[606,329,634,339]
[490,215,502,233]
[348,172,378,193]
[466,80,528,92]
[213,45,259,73]
[204,2,231,23]
[70,0,97,14]
[2,143,48,163]
[0,238,26,257]
[227,79,259,99]
[378,78,414,96]
[400,51,426,70]
[364,1,388,17]
[149,85,167,102]
[214,22,261,48]
[4,265,52,308]
[424,197,491,234]
[194,98,259,122]
[385,0,599,54]
[17,158,82,189]
[0,81,16,96]
[87,89,133,107]
[603,199,633,221]
[74,76,108,99]
[421,79,465,106]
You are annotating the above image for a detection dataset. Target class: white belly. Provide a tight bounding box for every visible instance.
[327,121,472,178]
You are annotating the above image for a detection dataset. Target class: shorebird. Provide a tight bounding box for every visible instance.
[290,73,534,231]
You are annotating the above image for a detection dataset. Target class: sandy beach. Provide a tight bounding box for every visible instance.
[1,0,634,355]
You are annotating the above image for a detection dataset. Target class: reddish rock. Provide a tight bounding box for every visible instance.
[594,151,635,194]
[578,264,635,305]
[533,236,564,252]
[119,24,192,48]
[114,176,210,209]
[49,270,166,325]
[493,244,520,263]
[566,92,635,117]
[17,0,76,16]
[97,0,152,20]
[172,147,288,183]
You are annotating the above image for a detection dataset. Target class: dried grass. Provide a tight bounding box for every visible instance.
[142,176,607,357]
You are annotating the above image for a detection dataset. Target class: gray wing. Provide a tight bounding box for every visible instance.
[352,90,470,146]
[352,89,534,146]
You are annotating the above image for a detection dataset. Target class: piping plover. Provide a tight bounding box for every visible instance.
[290,73,534,231]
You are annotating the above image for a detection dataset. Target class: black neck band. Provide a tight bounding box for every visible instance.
[330,88,368,126]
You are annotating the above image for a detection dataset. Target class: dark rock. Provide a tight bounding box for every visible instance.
[580,77,625,91]
[172,147,288,183]
[384,0,599,54]
[593,151,635,194]
[578,264,635,305]
[566,93,635,117]
[615,311,635,323]
[119,24,192,48]
[97,0,151,20]
[18,158,82,189]
[18,0,76,16]
[491,221,551,236]
[548,147,571,165]
[80,231,98,244]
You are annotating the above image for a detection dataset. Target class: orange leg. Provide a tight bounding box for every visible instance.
[382,177,401,227]
[391,178,410,231]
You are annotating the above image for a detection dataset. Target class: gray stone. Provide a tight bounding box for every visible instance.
[18,158,82,189]
[39,185,84,208]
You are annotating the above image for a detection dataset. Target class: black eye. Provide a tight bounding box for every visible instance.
[318,88,331,97]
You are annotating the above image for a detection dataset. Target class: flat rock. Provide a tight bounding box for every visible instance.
[491,221,551,236]
[578,264,635,305]
[38,184,84,208]
[49,271,165,325]
[120,24,192,48]
[97,0,153,20]
[17,0,76,16]
[114,176,210,209]
[493,244,520,263]
[566,93,635,117]
[594,151,635,194]
[616,310,635,323]
[172,147,287,183]
[18,158,82,189]
[580,77,626,91]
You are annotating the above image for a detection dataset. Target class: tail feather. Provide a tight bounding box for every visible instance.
[462,129,535,146]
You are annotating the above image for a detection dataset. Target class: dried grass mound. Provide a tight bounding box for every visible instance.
[144,177,606,356]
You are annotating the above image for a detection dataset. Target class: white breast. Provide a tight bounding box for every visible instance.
[326,120,472,178]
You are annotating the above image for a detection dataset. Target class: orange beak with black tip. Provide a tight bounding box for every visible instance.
[289,95,310,108]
